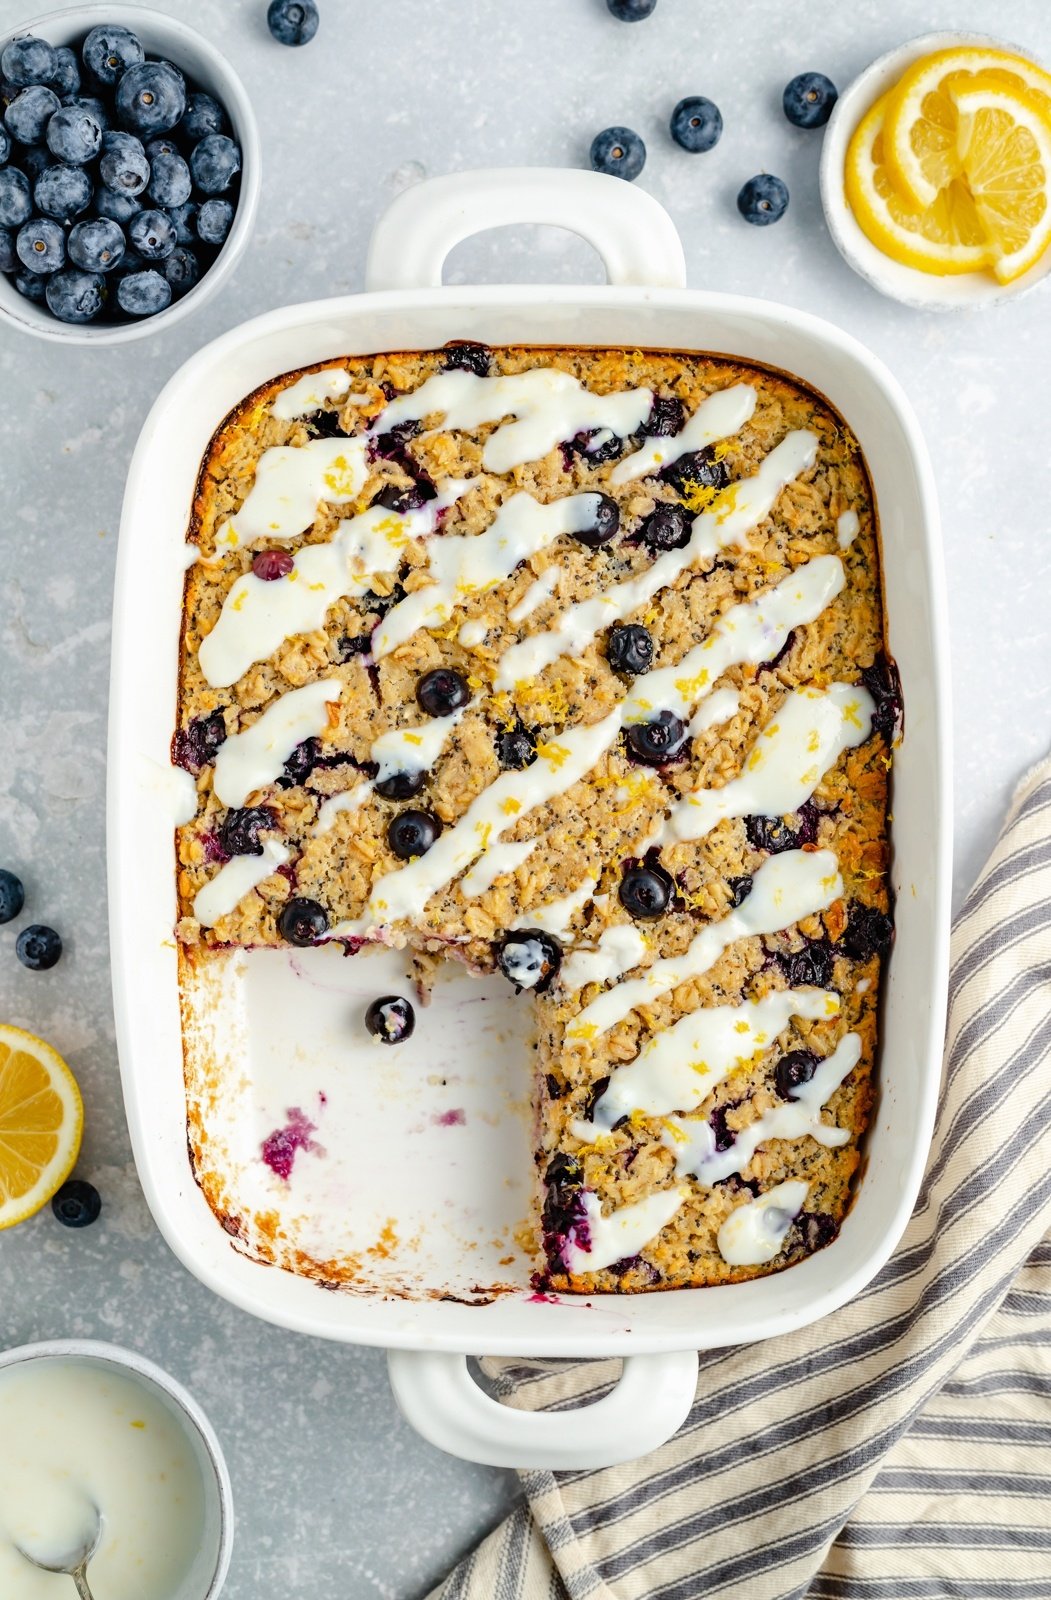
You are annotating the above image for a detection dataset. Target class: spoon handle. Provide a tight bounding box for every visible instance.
[72,1569,96,1600]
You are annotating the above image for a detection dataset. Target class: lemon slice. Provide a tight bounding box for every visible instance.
[845,92,992,276]
[883,46,1051,209]
[0,1023,83,1229]
[952,76,1051,282]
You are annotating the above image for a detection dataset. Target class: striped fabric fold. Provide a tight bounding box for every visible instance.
[429,758,1051,1600]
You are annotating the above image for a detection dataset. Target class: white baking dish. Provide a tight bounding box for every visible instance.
[109,168,951,1469]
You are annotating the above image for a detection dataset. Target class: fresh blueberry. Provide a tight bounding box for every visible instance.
[416,668,470,717]
[115,268,171,316]
[670,95,722,153]
[81,24,144,86]
[625,709,688,765]
[189,133,241,194]
[0,165,31,226]
[0,124,9,165]
[775,1049,820,1099]
[607,622,653,676]
[218,805,275,857]
[252,549,294,581]
[168,198,197,244]
[49,47,80,98]
[172,709,227,773]
[1,36,57,88]
[496,929,562,992]
[364,994,416,1044]
[144,134,178,161]
[639,501,691,553]
[267,0,321,46]
[737,173,790,226]
[15,216,65,273]
[100,129,149,194]
[660,445,730,498]
[495,722,537,771]
[34,163,92,221]
[777,938,835,990]
[181,90,226,142]
[46,103,101,163]
[51,1178,102,1227]
[0,868,25,923]
[590,125,646,182]
[0,226,15,271]
[13,268,46,301]
[196,196,233,245]
[783,71,838,130]
[4,84,60,144]
[374,769,426,801]
[642,396,686,437]
[65,94,109,132]
[573,492,620,547]
[45,267,104,321]
[16,923,62,970]
[67,217,124,272]
[860,653,904,744]
[606,0,657,19]
[148,149,191,206]
[16,142,50,181]
[277,896,328,945]
[94,184,142,224]
[619,861,674,919]
[129,206,176,259]
[115,61,185,136]
[841,902,894,962]
[387,809,442,859]
[442,340,491,376]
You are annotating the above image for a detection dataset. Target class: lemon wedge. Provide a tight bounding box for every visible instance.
[952,75,1051,282]
[882,46,1051,209]
[845,91,992,275]
[0,1023,83,1229]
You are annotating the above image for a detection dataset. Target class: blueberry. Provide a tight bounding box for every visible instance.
[540,1153,587,1267]
[45,268,105,322]
[374,769,426,801]
[4,84,60,145]
[115,268,171,316]
[252,548,294,581]
[373,478,436,514]
[590,125,646,182]
[660,445,730,498]
[277,896,328,945]
[777,938,835,990]
[278,736,322,787]
[639,501,691,553]
[737,173,790,226]
[144,134,178,161]
[416,668,470,717]
[65,94,109,133]
[181,90,226,142]
[94,185,142,224]
[189,133,241,194]
[442,340,491,376]
[642,396,686,437]
[364,994,416,1044]
[0,868,25,923]
[573,492,620,547]
[495,722,537,771]
[149,150,192,208]
[173,709,227,773]
[625,709,688,765]
[0,226,15,271]
[15,216,65,273]
[46,103,101,163]
[16,923,62,970]
[606,0,657,18]
[795,1211,838,1253]
[727,874,752,908]
[0,125,9,165]
[81,24,144,86]
[34,163,92,221]
[49,47,80,98]
[670,95,722,153]
[710,1103,737,1153]
[218,805,275,857]
[783,71,838,130]
[860,653,904,745]
[267,0,321,46]
[387,809,442,859]
[496,930,562,992]
[607,622,653,676]
[13,268,46,301]
[619,861,674,919]
[774,1049,820,1099]
[841,903,894,962]
[0,165,30,226]
[129,206,176,259]
[1,36,57,88]
[51,1179,101,1228]
[745,813,799,855]
[196,196,232,245]
[100,130,149,194]
[168,198,198,244]
[115,61,185,136]
[563,428,625,467]
[67,217,124,272]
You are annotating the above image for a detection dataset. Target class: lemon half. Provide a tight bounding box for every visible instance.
[0,1023,83,1229]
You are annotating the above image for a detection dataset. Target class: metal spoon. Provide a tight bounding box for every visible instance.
[16,1510,101,1599]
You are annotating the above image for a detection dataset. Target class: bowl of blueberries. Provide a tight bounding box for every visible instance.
[0,4,260,340]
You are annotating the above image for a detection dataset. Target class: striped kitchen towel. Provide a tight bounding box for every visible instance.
[430,755,1051,1600]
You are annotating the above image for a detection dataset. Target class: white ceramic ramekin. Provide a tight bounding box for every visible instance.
[820,29,1051,311]
[0,4,260,345]
[0,1338,233,1598]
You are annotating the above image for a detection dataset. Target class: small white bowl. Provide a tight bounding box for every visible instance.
[820,29,1051,310]
[0,4,261,344]
[0,1338,234,1598]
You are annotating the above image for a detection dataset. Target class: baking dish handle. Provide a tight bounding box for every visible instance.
[365,167,688,292]
[387,1348,697,1468]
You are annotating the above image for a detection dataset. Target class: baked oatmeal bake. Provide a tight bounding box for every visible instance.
[173,342,899,1293]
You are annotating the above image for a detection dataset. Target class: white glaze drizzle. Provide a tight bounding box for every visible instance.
[567,849,843,1042]
[688,686,741,738]
[837,509,860,549]
[270,367,352,421]
[314,782,371,835]
[313,701,470,837]
[610,383,757,485]
[717,1180,809,1266]
[508,565,560,624]
[560,925,649,993]
[193,839,290,928]
[460,839,537,897]
[560,1185,688,1274]
[373,368,654,474]
[216,438,369,552]
[457,618,489,647]
[588,987,840,1127]
[650,682,875,848]
[511,877,598,939]
[213,679,340,808]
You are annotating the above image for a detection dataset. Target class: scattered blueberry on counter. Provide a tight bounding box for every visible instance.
[670,95,722,153]
[590,125,646,183]
[267,0,320,47]
[737,173,790,226]
[16,923,63,970]
[782,71,838,129]
[364,994,416,1045]
[52,1178,102,1227]
[606,0,658,20]
[0,868,25,923]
